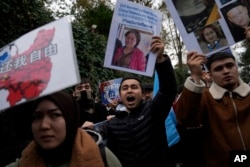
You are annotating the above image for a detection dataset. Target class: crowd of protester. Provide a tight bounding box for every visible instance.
[1,31,250,167]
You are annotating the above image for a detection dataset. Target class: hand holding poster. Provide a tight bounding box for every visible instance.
[104,0,162,77]
[0,16,80,111]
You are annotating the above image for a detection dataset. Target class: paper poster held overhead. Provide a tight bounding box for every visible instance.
[0,16,80,112]
[104,0,162,77]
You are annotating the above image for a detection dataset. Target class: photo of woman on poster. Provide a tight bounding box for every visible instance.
[112,28,146,72]
[197,22,228,54]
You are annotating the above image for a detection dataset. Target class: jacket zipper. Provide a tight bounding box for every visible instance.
[229,92,246,150]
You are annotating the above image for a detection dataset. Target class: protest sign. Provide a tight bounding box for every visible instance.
[93,120,108,136]
[99,78,122,105]
[104,0,162,77]
[0,16,80,111]
[165,0,249,56]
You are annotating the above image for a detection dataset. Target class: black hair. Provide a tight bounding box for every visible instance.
[222,1,245,16]
[143,83,153,91]
[119,76,144,92]
[206,51,236,70]
[80,78,92,86]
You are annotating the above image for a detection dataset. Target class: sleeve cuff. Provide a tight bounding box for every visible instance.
[184,77,206,93]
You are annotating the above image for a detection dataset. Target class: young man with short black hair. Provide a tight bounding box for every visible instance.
[175,51,250,167]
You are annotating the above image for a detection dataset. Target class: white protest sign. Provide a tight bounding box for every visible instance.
[0,16,80,112]
[104,0,162,77]
[164,0,248,56]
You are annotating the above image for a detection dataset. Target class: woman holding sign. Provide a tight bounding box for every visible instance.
[112,29,146,72]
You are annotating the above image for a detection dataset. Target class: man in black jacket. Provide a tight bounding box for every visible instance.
[72,78,108,129]
[107,36,177,167]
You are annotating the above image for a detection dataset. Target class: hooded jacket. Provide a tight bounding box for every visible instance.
[175,77,250,167]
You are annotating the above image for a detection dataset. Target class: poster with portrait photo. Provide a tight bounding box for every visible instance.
[194,21,229,54]
[165,0,241,57]
[220,0,250,43]
[111,25,153,72]
[104,0,162,77]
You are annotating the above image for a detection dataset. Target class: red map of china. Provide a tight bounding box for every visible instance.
[0,28,56,106]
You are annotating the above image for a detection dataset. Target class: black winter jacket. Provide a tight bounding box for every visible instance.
[107,57,177,167]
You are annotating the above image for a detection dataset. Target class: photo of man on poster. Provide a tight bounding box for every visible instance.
[221,0,250,43]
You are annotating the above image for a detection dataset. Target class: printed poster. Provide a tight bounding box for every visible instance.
[0,16,80,112]
[165,0,250,57]
[93,120,108,137]
[104,0,163,77]
[99,78,122,105]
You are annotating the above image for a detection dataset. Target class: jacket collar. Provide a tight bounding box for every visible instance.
[20,129,105,167]
[209,78,250,99]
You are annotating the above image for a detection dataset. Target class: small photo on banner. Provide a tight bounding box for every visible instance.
[99,78,122,105]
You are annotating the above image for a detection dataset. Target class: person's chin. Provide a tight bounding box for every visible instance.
[40,142,61,150]
[126,105,136,110]
[38,139,60,150]
[223,81,237,89]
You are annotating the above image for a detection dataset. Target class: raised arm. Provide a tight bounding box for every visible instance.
[174,51,206,127]
[150,36,177,118]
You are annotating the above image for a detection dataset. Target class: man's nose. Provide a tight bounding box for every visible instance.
[222,66,230,73]
[127,87,134,92]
